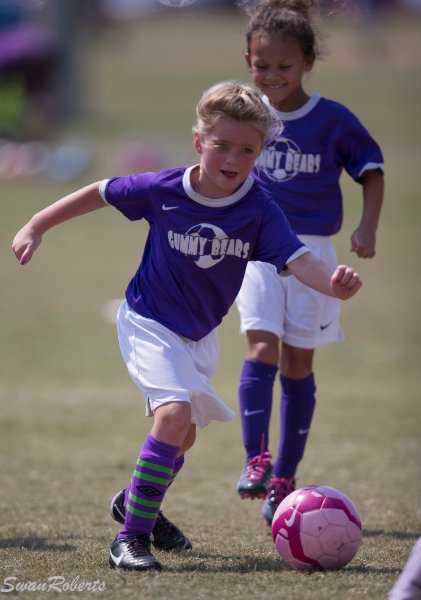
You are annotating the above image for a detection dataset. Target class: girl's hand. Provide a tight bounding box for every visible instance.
[12,224,43,265]
[351,225,376,258]
[331,265,362,299]
[11,182,105,266]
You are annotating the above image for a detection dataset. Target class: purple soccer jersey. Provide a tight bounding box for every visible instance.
[100,166,306,341]
[255,95,384,235]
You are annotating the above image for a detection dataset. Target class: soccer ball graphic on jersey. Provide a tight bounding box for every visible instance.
[185,223,228,269]
[259,137,301,183]
[272,485,362,571]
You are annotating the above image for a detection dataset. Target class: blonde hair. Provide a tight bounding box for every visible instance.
[193,80,273,144]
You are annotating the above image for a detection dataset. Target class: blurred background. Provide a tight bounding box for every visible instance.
[1,0,420,180]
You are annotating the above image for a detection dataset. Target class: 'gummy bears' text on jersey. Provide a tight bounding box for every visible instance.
[256,137,321,183]
[254,94,384,236]
[100,166,306,340]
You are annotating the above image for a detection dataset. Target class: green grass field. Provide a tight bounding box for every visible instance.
[1,7,420,599]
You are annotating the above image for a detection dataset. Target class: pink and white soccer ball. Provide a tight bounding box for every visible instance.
[272,485,362,571]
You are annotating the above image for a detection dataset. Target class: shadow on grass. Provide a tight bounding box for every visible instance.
[0,537,76,552]
[363,529,420,540]
[162,552,289,573]
[345,565,401,575]
[158,551,408,575]
[164,555,402,575]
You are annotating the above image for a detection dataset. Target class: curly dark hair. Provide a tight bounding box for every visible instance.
[245,0,323,59]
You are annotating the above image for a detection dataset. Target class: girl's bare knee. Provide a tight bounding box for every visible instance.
[246,330,279,365]
[152,401,192,447]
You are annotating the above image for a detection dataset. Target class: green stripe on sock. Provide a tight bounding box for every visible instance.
[132,470,169,486]
[128,491,161,508]
[126,504,157,519]
[136,458,173,475]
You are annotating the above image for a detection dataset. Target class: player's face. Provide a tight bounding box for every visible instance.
[246,32,314,112]
[193,117,263,199]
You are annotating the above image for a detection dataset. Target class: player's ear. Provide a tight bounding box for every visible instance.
[245,53,252,72]
[304,54,316,73]
[194,131,202,154]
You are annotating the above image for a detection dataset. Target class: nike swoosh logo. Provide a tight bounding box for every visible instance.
[109,549,123,566]
[285,495,304,527]
[162,204,178,211]
[320,321,332,330]
[285,507,299,528]
[244,409,265,417]
[298,428,309,435]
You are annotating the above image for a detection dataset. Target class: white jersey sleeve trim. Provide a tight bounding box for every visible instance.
[279,246,310,277]
[286,245,310,264]
[357,162,385,178]
[98,179,111,205]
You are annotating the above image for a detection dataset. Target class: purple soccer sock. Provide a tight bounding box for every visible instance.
[239,359,278,460]
[122,453,185,510]
[118,434,179,539]
[124,452,184,494]
[273,373,316,478]
[170,454,185,484]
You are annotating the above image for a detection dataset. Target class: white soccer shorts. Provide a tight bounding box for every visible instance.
[236,235,344,349]
[116,300,235,428]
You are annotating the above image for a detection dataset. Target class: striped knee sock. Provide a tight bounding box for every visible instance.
[170,454,185,485]
[118,434,179,539]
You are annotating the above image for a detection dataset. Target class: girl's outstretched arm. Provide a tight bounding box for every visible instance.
[287,251,363,300]
[12,182,105,265]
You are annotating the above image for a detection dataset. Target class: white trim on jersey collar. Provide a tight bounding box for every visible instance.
[183,165,254,207]
[263,94,322,122]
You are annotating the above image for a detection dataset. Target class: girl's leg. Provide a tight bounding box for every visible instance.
[113,419,195,555]
[117,433,179,540]
[262,344,316,526]
[151,400,192,448]
[148,421,195,551]
[274,343,316,478]
[178,422,196,456]
[239,330,279,459]
[237,331,279,499]
[117,424,194,522]
[166,422,195,485]
[119,401,191,540]
[109,429,179,571]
